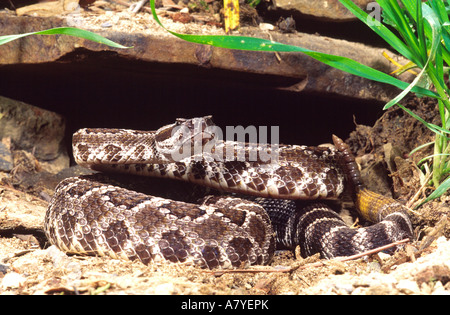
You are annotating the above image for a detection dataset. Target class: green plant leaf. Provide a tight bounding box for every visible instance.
[383,64,428,110]
[410,141,435,156]
[384,2,443,110]
[379,0,423,65]
[429,0,450,24]
[0,27,130,49]
[339,0,416,62]
[416,173,450,207]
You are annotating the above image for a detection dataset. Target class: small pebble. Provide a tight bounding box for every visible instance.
[1,272,26,289]
[334,283,354,294]
[0,263,9,274]
[45,246,81,281]
[396,279,420,294]
[0,142,13,172]
[46,245,68,267]
[259,23,274,31]
[101,22,113,28]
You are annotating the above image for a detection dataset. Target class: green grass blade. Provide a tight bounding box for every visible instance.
[0,27,130,49]
[440,23,450,66]
[394,102,449,135]
[338,0,416,62]
[416,174,450,207]
[411,1,450,68]
[415,0,428,62]
[384,0,450,121]
[384,6,442,110]
[429,0,450,24]
[409,141,435,156]
[149,0,438,98]
[422,3,443,61]
[435,45,445,85]
[384,2,444,110]
[421,3,450,104]
[383,62,428,110]
[400,0,417,15]
[379,0,423,65]
[417,153,450,165]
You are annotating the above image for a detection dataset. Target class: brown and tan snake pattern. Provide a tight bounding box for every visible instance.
[45,117,413,269]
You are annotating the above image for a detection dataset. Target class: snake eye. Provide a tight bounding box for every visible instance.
[155,124,176,142]
[175,118,186,126]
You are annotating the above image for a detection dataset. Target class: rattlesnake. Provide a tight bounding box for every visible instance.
[44,116,413,269]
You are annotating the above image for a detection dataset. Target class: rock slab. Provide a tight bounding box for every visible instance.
[273,0,374,21]
[0,95,66,162]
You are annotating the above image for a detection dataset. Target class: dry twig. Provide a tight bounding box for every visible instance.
[205,238,410,276]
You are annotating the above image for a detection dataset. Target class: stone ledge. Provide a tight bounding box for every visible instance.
[272,0,374,21]
[0,11,411,103]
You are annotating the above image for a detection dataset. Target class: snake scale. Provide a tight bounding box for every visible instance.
[45,116,413,269]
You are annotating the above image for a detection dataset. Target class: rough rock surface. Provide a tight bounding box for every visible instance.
[0,95,68,168]
[272,0,374,21]
[0,9,412,103]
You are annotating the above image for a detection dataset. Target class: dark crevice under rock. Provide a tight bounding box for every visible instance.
[0,50,386,152]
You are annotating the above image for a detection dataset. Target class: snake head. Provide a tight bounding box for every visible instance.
[155,116,218,162]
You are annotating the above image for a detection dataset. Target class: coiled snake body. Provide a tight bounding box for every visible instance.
[45,117,413,269]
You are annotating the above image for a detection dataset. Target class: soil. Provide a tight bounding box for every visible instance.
[1,0,450,296]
